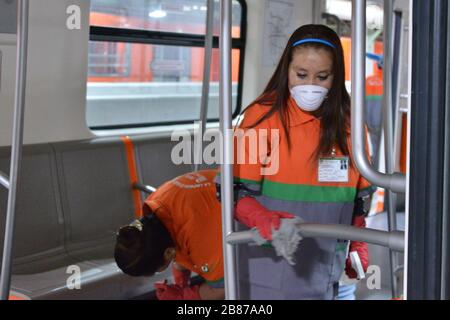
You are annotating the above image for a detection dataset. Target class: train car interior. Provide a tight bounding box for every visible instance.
[0,0,449,300]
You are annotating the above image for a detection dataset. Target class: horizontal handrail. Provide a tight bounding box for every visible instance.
[0,171,9,189]
[226,223,405,252]
[133,183,156,194]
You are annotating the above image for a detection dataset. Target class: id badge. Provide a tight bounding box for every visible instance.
[318,157,349,183]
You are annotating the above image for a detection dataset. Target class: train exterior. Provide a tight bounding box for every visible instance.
[86,8,241,128]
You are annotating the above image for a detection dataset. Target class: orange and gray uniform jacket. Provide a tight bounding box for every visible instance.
[144,170,224,286]
[218,97,374,299]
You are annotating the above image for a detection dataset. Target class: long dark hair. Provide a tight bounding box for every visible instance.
[244,24,351,158]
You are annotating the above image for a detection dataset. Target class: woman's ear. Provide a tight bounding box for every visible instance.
[164,247,176,262]
[156,247,176,273]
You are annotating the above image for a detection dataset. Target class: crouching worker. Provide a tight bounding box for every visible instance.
[114,170,226,300]
[114,169,298,300]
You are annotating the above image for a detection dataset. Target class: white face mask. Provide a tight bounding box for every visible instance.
[290,85,329,112]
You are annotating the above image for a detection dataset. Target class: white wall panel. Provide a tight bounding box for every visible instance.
[0,0,93,147]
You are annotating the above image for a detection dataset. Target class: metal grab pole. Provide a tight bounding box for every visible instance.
[392,11,406,172]
[195,0,215,172]
[0,0,29,300]
[219,0,238,300]
[227,224,405,253]
[442,0,450,300]
[383,0,399,299]
[351,0,406,194]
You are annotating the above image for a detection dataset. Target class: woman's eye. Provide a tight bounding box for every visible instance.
[297,73,307,79]
[318,75,329,81]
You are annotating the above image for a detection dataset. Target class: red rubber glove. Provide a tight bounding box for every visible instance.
[172,264,191,288]
[235,197,295,240]
[345,215,369,279]
[154,282,201,300]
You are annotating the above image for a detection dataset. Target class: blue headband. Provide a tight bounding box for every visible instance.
[292,38,336,49]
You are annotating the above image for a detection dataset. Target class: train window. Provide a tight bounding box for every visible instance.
[87,43,240,128]
[321,0,383,37]
[87,0,246,130]
[320,0,384,88]
[89,0,243,38]
[88,42,132,78]
[152,46,192,82]
[0,0,17,34]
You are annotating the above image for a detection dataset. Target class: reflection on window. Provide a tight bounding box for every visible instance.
[87,0,245,129]
[87,42,239,84]
[152,46,191,82]
[322,0,383,37]
[86,43,240,128]
[90,0,242,38]
[88,42,132,77]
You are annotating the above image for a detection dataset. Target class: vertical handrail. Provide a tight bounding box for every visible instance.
[383,0,400,299]
[392,11,406,172]
[441,0,450,300]
[351,0,406,194]
[219,0,238,300]
[0,0,29,300]
[195,0,215,172]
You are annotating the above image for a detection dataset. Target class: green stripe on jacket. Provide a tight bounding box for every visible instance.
[261,179,356,202]
[232,177,357,202]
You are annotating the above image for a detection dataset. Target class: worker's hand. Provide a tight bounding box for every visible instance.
[345,215,369,279]
[172,264,191,288]
[257,211,296,240]
[345,242,369,279]
[235,197,295,240]
[154,282,201,300]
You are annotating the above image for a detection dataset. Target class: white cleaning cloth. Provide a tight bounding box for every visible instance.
[250,217,303,265]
